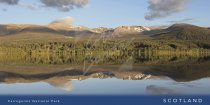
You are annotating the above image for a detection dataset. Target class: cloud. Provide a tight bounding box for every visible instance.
[0,0,88,12]
[0,0,37,11]
[50,16,74,25]
[0,0,19,5]
[167,18,198,23]
[145,0,190,20]
[40,0,88,12]
[2,8,7,11]
[18,3,38,10]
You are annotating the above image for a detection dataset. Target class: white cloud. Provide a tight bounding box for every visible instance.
[50,16,74,25]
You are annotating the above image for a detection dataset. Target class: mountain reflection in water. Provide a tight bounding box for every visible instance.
[0,54,210,95]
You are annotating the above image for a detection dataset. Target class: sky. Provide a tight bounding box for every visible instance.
[0,0,210,28]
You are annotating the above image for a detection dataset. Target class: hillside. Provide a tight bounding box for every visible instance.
[0,24,152,41]
[0,24,96,37]
[99,26,151,39]
[152,24,210,40]
[1,23,210,41]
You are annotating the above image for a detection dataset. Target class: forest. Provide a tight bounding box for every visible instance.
[1,39,210,65]
[1,39,210,55]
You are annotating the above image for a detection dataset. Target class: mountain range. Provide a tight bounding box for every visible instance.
[0,23,210,40]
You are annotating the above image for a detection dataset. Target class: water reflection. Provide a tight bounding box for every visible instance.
[146,85,180,95]
[0,54,210,95]
[46,77,73,91]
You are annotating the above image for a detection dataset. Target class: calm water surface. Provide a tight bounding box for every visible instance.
[0,54,210,95]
